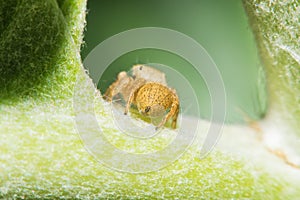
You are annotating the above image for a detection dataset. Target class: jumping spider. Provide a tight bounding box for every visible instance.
[105,65,179,129]
[124,82,179,129]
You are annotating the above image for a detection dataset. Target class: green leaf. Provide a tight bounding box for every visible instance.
[244,0,300,133]
[244,0,300,166]
[0,0,299,199]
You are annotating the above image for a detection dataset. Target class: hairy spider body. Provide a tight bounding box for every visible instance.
[124,82,179,129]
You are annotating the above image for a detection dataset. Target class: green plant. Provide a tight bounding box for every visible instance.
[0,0,299,199]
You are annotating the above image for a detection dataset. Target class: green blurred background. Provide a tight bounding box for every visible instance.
[81,0,266,123]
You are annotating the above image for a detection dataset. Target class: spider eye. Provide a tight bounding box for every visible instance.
[145,106,151,113]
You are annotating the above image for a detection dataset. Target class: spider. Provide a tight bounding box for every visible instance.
[104,64,180,129]
[124,82,179,129]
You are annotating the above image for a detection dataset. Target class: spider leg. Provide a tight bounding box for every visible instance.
[103,82,116,101]
[124,89,136,115]
[156,100,179,129]
[171,105,179,129]
[103,71,127,101]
